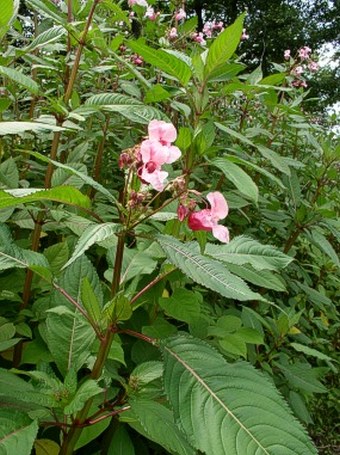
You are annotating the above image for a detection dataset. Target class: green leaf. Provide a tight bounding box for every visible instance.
[144,84,171,104]
[159,289,201,324]
[290,343,334,362]
[81,277,102,324]
[162,335,317,455]
[25,0,66,24]
[257,145,291,176]
[27,151,118,205]
[64,380,102,415]
[62,222,117,269]
[23,26,66,52]
[45,306,96,376]
[108,425,135,455]
[0,157,19,189]
[130,361,163,387]
[103,294,132,322]
[219,334,247,358]
[80,92,166,124]
[307,229,339,267]
[205,236,292,270]
[34,439,60,455]
[0,186,90,211]
[0,0,18,40]
[157,235,263,302]
[128,41,192,86]
[211,158,259,203]
[0,122,64,135]
[226,263,286,291]
[0,410,38,455]
[277,363,327,394]
[0,66,39,94]
[127,399,196,455]
[205,13,245,78]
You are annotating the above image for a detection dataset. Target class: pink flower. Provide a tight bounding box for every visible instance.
[298,46,312,60]
[132,54,143,65]
[168,27,178,40]
[292,65,304,76]
[148,119,177,145]
[284,49,291,60]
[128,0,148,7]
[241,28,249,40]
[203,22,213,38]
[192,32,206,45]
[308,61,319,72]
[145,6,159,20]
[175,8,186,21]
[188,192,230,243]
[137,121,181,191]
[177,204,189,221]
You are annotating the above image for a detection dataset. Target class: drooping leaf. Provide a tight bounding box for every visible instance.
[128,41,192,86]
[205,236,292,270]
[0,66,40,94]
[0,122,64,135]
[23,26,66,52]
[62,222,118,269]
[157,235,262,301]
[211,158,259,203]
[0,186,91,211]
[0,410,38,455]
[162,335,317,455]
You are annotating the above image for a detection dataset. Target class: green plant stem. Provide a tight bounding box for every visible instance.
[89,116,110,200]
[59,232,126,455]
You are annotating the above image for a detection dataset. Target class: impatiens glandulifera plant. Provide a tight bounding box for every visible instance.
[0,1,338,454]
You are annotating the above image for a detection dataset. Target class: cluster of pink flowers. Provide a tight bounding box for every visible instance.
[191,32,206,45]
[168,27,178,40]
[202,20,224,38]
[136,120,181,191]
[178,192,230,243]
[145,6,159,21]
[284,46,319,89]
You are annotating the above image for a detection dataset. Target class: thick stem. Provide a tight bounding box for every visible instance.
[283,226,303,254]
[59,233,126,455]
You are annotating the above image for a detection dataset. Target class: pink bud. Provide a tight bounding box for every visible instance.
[177,204,189,221]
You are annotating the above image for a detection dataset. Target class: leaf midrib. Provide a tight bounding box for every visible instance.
[165,345,270,455]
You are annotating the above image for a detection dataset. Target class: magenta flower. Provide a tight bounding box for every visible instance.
[188,192,230,243]
[145,6,159,20]
[168,27,178,40]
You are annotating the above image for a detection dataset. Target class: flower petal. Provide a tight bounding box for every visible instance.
[212,225,230,243]
[141,166,168,191]
[140,140,168,165]
[188,209,214,231]
[148,120,177,144]
[164,145,181,163]
[207,192,228,220]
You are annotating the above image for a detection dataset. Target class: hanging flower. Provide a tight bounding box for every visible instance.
[168,27,178,40]
[188,192,230,243]
[241,28,249,40]
[137,120,181,191]
[298,46,312,60]
[145,6,159,21]
[284,49,291,60]
[175,8,186,21]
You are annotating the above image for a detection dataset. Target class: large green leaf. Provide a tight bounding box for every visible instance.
[0,0,19,40]
[205,236,292,270]
[0,66,39,94]
[45,306,96,376]
[128,41,192,86]
[0,186,91,210]
[211,158,259,203]
[62,222,118,269]
[0,122,64,135]
[157,235,262,301]
[0,410,38,455]
[205,13,245,78]
[162,336,317,455]
[127,399,196,455]
[78,93,166,124]
[23,26,66,52]
[25,0,66,24]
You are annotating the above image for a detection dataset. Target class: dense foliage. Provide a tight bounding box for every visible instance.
[0,1,339,454]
